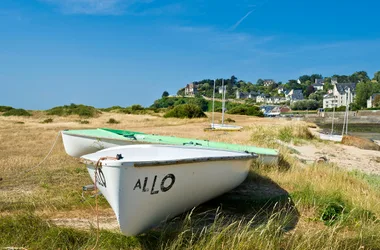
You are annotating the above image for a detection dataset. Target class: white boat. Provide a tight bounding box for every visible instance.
[81,144,257,236]
[319,89,351,143]
[210,123,243,131]
[319,133,343,142]
[61,129,279,165]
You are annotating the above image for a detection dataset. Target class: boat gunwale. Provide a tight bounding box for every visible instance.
[80,154,258,168]
[62,130,279,157]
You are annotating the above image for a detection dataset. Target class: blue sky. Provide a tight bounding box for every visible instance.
[1,0,380,109]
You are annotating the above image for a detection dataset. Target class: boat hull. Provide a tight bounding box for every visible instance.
[319,133,343,142]
[62,129,279,165]
[62,132,135,157]
[83,145,253,236]
[210,123,242,131]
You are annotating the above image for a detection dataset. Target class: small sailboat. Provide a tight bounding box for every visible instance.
[81,144,257,236]
[62,128,279,165]
[319,96,342,142]
[210,79,242,131]
[319,89,351,142]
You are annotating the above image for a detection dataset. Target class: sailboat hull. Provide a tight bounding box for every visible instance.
[82,145,254,236]
[319,133,343,142]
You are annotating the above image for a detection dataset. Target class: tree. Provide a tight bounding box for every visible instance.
[310,74,323,83]
[374,95,380,107]
[298,75,311,83]
[177,88,185,96]
[162,91,169,98]
[355,81,373,108]
[304,85,315,98]
[373,71,380,82]
[350,71,369,83]
[256,79,264,86]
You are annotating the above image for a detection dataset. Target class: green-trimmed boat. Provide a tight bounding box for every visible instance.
[62,128,278,165]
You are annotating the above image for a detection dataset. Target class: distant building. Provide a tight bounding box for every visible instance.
[285,89,304,103]
[185,83,197,96]
[315,78,324,85]
[312,83,324,91]
[323,82,356,108]
[263,79,276,87]
[278,86,284,94]
[235,90,259,99]
[331,77,338,85]
[256,94,286,104]
[367,93,380,108]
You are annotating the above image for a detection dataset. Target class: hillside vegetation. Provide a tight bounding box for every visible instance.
[46,103,100,117]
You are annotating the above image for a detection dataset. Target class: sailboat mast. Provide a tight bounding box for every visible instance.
[345,89,350,135]
[221,79,225,125]
[331,96,335,135]
[342,92,348,136]
[212,79,216,128]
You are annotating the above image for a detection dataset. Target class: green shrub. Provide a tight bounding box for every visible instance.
[107,118,120,124]
[164,104,207,119]
[3,109,31,116]
[41,118,53,124]
[0,106,14,112]
[46,104,99,117]
[227,105,264,117]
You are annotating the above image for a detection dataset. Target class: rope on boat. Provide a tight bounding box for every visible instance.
[0,131,61,183]
[91,155,123,250]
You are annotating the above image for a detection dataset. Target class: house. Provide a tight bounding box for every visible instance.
[263,79,276,87]
[236,89,248,99]
[312,83,324,91]
[285,89,304,103]
[256,94,286,104]
[185,83,197,96]
[315,78,324,85]
[278,86,284,94]
[322,82,356,109]
[236,90,259,99]
[367,93,380,108]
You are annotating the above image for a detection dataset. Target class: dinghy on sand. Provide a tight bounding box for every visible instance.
[62,128,279,165]
[81,144,257,236]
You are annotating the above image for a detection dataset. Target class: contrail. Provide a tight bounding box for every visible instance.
[230,9,254,31]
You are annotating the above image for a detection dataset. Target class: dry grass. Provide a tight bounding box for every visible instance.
[342,135,380,151]
[1,111,380,249]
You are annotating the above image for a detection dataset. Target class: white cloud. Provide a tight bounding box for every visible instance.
[40,0,153,15]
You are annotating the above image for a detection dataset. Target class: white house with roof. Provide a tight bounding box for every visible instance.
[263,79,276,87]
[285,89,304,103]
[323,82,356,108]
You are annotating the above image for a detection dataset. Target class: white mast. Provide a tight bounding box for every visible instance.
[331,96,335,135]
[345,88,350,135]
[221,79,225,125]
[211,79,216,128]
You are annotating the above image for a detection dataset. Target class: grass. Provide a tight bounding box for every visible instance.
[0,113,379,249]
